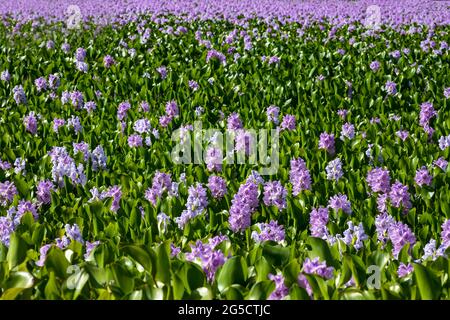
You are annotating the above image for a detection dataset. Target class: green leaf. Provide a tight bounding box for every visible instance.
[0,287,27,300]
[4,271,34,289]
[262,243,290,267]
[7,233,28,270]
[247,280,274,300]
[216,256,248,292]
[307,237,337,268]
[122,245,153,273]
[45,247,69,279]
[413,263,440,300]
[154,242,171,284]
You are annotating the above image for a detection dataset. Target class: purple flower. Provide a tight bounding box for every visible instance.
[280,114,296,131]
[103,55,115,68]
[36,244,52,267]
[159,115,173,127]
[228,180,259,233]
[14,157,26,175]
[188,80,199,91]
[268,274,289,300]
[444,88,450,99]
[157,212,171,234]
[434,157,448,171]
[385,81,397,95]
[56,236,70,249]
[65,223,84,244]
[388,221,416,258]
[175,183,209,229]
[415,166,432,187]
[340,123,355,140]
[397,263,413,278]
[339,221,368,250]
[298,258,334,298]
[205,147,222,172]
[375,213,395,245]
[34,77,47,92]
[266,105,280,124]
[23,112,38,134]
[337,109,348,119]
[128,134,143,147]
[165,100,179,118]
[302,257,334,279]
[268,56,280,65]
[289,157,312,195]
[91,145,107,171]
[101,185,122,213]
[139,101,150,112]
[67,116,82,134]
[75,47,86,62]
[227,112,243,130]
[263,181,287,211]
[156,66,168,79]
[318,132,335,154]
[48,74,60,90]
[251,220,285,243]
[170,244,181,258]
[0,215,15,246]
[389,181,412,213]
[370,117,381,124]
[1,70,11,82]
[325,158,344,181]
[206,49,226,64]
[145,172,172,206]
[441,219,450,249]
[328,194,352,214]
[73,141,90,161]
[0,160,11,171]
[438,135,450,150]
[84,241,100,260]
[84,101,96,113]
[310,206,329,239]
[117,101,131,120]
[48,146,86,187]
[0,181,17,207]
[37,180,54,205]
[419,102,437,127]
[70,91,84,109]
[75,61,88,73]
[235,130,254,155]
[390,50,401,59]
[61,42,70,53]
[195,106,204,116]
[185,237,227,282]
[377,193,389,213]
[15,200,38,223]
[370,60,381,72]
[13,85,27,105]
[396,130,409,141]
[367,167,391,194]
[421,239,446,261]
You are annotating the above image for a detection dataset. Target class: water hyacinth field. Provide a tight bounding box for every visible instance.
[1,0,450,301]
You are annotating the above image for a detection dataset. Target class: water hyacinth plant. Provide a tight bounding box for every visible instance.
[1,0,450,301]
